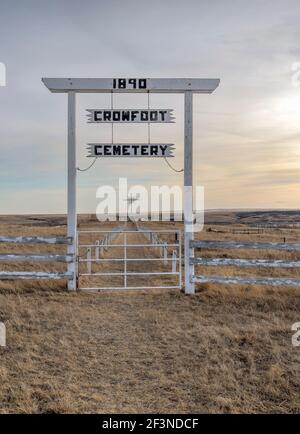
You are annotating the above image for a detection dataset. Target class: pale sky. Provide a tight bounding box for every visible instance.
[1,0,300,213]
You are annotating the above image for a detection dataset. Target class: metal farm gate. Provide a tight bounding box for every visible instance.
[77,228,182,291]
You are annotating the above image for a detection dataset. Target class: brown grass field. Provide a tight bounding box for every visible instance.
[0,213,300,413]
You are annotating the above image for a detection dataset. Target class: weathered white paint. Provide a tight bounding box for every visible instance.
[86,247,92,274]
[192,275,300,287]
[124,232,127,288]
[191,257,300,268]
[104,235,108,251]
[184,91,195,295]
[172,250,177,273]
[87,143,174,158]
[42,78,220,94]
[0,271,73,280]
[163,243,168,265]
[0,322,5,347]
[67,91,77,291]
[0,254,73,262]
[192,240,300,251]
[100,241,104,257]
[0,236,72,244]
[95,240,100,260]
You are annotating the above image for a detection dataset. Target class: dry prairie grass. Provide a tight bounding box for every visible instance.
[0,216,300,413]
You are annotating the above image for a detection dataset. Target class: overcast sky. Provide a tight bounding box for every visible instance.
[1,0,300,213]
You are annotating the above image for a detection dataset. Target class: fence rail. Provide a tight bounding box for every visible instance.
[0,271,73,280]
[191,239,300,287]
[0,235,73,281]
[191,240,300,251]
[192,275,300,287]
[0,254,73,262]
[191,258,300,268]
[0,236,72,245]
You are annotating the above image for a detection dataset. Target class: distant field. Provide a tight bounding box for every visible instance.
[0,212,300,413]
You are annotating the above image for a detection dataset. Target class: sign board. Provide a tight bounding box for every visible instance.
[86,143,174,158]
[86,109,174,123]
[42,77,220,94]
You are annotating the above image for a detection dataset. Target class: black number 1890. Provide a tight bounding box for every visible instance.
[113,78,147,89]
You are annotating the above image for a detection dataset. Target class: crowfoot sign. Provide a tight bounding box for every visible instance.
[86,143,174,158]
[86,109,174,123]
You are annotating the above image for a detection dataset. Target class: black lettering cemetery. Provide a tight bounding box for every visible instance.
[87,143,174,158]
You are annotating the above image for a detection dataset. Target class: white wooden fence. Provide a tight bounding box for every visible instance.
[3,233,299,288]
[83,225,125,273]
[135,223,179,269]
[191,240,300,286]
[0,236,73,280]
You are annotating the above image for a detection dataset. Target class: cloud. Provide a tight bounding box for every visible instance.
[1,0,300,212]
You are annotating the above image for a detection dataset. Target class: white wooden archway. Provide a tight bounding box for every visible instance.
[42,77,220,293]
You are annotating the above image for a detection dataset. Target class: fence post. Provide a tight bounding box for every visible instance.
[95,240,100,261]
[164,243,168,265]
[100,240,104,257]
[160,243,163,257]
[86,247,92,274]
[0,322,6,347]
[172,250,177,273]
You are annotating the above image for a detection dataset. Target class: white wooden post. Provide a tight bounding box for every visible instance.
[100,241,104,257]
[0,322,5,347]
[87,247,92,274]
[124,232,127,289]
[160,243,163,257]
[95,240,100,261]
[156,235,160,253]
[164,243,168,265]
[67,91,77,291]
[172,250,177,273]
[184,91,195,294]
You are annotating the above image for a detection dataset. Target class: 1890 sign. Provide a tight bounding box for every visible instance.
[113,78,147,90]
